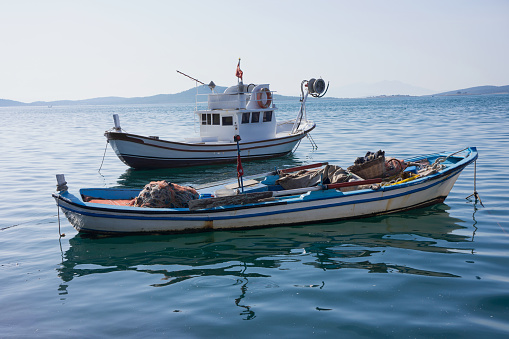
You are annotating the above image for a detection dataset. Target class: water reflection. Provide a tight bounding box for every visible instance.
[470,203,480,242]
[57,204,474,319]
[115,153,303,188]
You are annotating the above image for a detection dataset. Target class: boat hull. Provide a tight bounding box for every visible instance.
[105,123,315,169]
[53,149,475,235]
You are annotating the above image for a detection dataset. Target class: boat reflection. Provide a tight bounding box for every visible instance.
[57,204,473,319]
[115,153,302,188]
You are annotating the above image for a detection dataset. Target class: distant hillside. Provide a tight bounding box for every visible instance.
[0,99,26,106]
[29,85,229,106]
[3,83,508,107]
[434,85,509,96]
[334,80,434,98]
[1,85,298,107]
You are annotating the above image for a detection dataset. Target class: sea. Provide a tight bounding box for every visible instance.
[0,94,508,338]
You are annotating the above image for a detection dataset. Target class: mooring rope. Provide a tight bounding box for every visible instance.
[1,200,66,237]
[57,198,64,237]
[98,140,109,173]
[291,139,302,154]
[466,160,483,207]
[0,215,57,231]
[306,133,318,150]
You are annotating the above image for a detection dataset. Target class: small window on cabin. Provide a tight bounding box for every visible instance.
[201,114,207,125]
[222,116,233,125]
[207,114,211,125]
[263,111,273,122]
[242,112,250,124]
[212,114,220,125]
[251,112,260,123]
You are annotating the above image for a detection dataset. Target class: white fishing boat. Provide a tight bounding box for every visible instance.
[53,147,478,235]
[105,66,327,169]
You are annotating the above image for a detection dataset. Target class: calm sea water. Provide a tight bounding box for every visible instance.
[1,95,508,338]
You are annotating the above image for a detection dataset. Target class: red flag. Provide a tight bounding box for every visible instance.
[235,59,243,80]
[237,153,244,177]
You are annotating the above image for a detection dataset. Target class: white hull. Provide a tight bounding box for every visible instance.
[54,163,468,235]
[106,120,315,169]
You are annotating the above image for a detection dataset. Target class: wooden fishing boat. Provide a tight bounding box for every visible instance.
[104,68,327,169]
[53,147,478,235]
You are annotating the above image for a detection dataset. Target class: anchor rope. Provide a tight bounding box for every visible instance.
[98,140,109,173]
[306,133,318,150]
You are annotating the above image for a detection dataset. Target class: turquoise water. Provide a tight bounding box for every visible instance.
[1,95,508,337]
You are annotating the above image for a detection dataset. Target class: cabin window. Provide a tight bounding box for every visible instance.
[242,112,250,124]
[251,112,260,123]
[212,114,220,125]
[222,116,233,126]
[202,113,221,125]
[263,111,273,122]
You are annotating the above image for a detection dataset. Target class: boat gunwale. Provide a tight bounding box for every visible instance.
[52,164,461,218]
[52,171,457,232]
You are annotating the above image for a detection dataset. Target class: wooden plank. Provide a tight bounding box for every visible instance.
[225,179,259,189]
[325,178,382,189]
[279,162,328,173]
[87,199,133,206]
[189,191,273,210]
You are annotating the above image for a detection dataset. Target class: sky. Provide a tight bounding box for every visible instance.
[1,0,508,102]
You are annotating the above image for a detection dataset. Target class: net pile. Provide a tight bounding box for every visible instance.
[130,180,199,208]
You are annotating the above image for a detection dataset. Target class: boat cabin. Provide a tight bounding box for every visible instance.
[194,83,277,143]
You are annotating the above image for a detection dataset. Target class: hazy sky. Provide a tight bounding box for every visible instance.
[1,0,508,102]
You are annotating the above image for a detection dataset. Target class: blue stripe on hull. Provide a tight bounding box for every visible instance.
[74,196,446,235]
[56,169,458,222]
[54,148,477,234]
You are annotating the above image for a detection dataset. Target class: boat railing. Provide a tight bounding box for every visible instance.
[193,92,246,110]
[277,119,296,126]
[194,93,210,111]
[195,88,275,111]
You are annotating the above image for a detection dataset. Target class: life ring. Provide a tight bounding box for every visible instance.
[256,88,272,109]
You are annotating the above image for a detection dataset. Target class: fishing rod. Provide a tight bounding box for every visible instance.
[176,70,205,85]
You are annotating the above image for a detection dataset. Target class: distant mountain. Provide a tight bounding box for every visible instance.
[29,86,229,106]
[0,99,26,107]
[1,85,298,107]
[434,85,509,96]
[333,80,434,98]
[2,83,508,107]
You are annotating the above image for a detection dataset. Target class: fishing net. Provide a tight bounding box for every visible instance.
[130,180,199,208]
